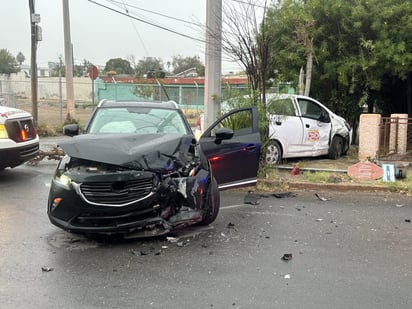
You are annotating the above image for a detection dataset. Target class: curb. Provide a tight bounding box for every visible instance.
[258,179,392,193]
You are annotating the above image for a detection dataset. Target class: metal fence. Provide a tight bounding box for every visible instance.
[379,116,412,158]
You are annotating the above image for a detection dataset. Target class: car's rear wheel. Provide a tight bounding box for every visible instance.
[266,140,282,165]
[329,136,343,159]
[199,176,220,225]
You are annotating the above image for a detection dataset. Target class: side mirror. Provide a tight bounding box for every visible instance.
[63,124,80,137]
[214,127,234,144]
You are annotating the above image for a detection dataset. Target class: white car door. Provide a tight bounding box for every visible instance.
[267,97,306,156]
[296,97,331,155]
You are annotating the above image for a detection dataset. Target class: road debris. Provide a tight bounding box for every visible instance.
[227,222,235,228]
[315,218,324,222]
[41,266,54,272]
[244,191,262,205]
[284,274,291,279]
[166,236,179,243]
[405,219,411,223]
[281,253,293,262]
[315,193,330,201]
[272,192,297,198]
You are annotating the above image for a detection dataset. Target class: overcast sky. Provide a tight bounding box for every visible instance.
[1,0,242,73]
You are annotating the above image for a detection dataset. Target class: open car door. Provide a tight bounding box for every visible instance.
[199,107,261,189]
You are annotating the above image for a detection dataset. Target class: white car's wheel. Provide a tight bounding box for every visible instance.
[266,141,282,165]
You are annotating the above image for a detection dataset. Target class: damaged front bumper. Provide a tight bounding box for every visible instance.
[47,168,210,235]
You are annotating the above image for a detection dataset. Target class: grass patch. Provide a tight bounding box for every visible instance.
[302,171,351,183]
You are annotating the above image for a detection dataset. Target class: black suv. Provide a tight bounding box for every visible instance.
[47,100,260,236]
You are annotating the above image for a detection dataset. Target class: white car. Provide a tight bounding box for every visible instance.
[196,94,352,164]
[266,94,352,164]
[0,105,39,169]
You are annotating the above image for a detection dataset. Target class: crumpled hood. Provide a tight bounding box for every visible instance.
[59,133,197,173]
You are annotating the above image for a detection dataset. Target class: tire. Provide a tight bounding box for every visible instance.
[342,138,350,156]
[266,141,282,165]
[329,136,343,160]
[199,176,220,225]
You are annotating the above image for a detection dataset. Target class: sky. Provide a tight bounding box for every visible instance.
[1,0,242,73]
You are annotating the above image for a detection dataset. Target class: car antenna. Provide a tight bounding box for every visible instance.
[156,78,170,100]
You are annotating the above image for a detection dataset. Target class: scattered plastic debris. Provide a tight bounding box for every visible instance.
[396,204,404,208]
[284,274,291,279]
[281,253,293,262]
[166,236,179,243]
[244,191,261,205]
[41,266,54,272]
[315,193,330,201]
[273,192,297,198]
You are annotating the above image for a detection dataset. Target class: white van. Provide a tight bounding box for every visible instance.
[0,105,39,169]
[266,94,352,164]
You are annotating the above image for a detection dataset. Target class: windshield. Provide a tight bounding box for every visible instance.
[87,107,191,135]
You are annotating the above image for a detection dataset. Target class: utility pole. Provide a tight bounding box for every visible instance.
[62,0,75,122]
[29,0,39,124]
[204,0,222,129]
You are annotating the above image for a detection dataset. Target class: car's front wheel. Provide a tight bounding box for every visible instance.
[266,140,282,165]
[199,176,220,225]
[329,136,343,159]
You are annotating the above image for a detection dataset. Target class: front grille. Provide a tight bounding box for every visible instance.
[80,177,155,206]
[73,208,161,228]
[5,117,37,143]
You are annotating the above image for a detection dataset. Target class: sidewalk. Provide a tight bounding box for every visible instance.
[259,152,412,193]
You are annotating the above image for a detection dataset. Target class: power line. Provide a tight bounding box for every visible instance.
[229,0,267,9]
[119,0,149,56]
[106,0,199,26]
[87,0,205,43]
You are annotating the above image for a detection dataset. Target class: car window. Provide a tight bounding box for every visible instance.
[87,107,190,134]
[210,109,253,137]
[267,98,296,116]
[297,99,329,122]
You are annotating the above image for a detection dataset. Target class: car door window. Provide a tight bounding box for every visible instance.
[209,109,253,137]
[297,99,330,123]
[267,98,296,116]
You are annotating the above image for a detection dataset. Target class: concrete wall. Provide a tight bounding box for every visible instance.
[1,72,94,102]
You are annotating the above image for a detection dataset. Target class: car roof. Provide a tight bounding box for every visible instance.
[97,99,180,110]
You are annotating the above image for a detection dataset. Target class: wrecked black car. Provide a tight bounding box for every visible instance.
[47,100,260,236]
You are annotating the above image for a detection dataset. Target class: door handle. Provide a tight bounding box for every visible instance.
[244,144,257,151]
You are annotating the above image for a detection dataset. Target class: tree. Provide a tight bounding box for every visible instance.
[134,57,164,77]
[214,0,275,175]
[16,52,25,66]
[0,49,19,75]
[104,58,134,75]
[266,0,412,121]
[171,55,205,76]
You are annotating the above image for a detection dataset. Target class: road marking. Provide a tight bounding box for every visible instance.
[220,204,248,209]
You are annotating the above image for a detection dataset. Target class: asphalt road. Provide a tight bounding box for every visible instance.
[0,160,411,309]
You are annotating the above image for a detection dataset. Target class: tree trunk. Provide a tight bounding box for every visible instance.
[298,67,304,95]
[304,50,313,96]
